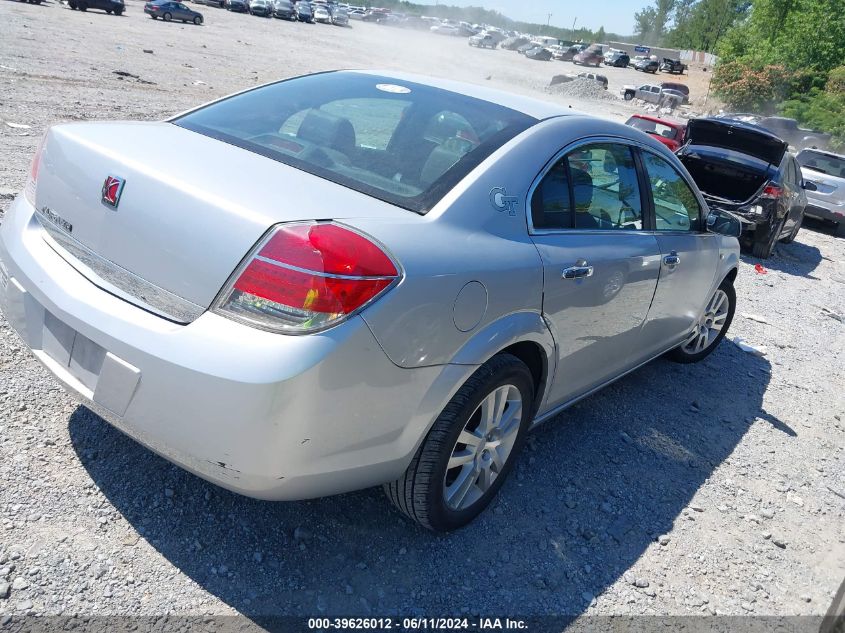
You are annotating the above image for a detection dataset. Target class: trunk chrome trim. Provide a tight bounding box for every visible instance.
[34,209,204,324]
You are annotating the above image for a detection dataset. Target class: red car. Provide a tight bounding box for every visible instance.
[624,114,687,152]
[573,44,604,67]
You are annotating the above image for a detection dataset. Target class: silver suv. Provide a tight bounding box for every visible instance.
[797,148,845,237]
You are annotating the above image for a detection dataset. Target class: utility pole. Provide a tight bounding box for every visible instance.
[571,16,577,41]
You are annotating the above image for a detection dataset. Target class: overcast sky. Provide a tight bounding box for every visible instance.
[442,0,648,35]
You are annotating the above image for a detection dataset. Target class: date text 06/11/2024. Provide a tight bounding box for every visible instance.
[307,618,529,630]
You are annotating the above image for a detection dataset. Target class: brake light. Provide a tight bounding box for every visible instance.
[24,132,48,206]
[761,183,782,199]
[215,222,400,334]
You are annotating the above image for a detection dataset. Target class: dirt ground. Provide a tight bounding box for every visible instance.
[0,0,844,627]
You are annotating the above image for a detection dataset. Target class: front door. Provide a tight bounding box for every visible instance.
[638,150,721,347]
[529,141,663,408]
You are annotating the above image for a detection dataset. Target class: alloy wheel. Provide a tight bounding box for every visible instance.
[443,384,522,511]
[682,289,729,354]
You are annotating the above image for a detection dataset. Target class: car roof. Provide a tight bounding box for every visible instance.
[349,70,573,119]
[797,147,845,160]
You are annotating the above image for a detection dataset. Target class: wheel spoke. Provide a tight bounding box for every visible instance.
[446,464,478,508]
[477,465,492,491]
[492,388,508,429]
[478,392,496,435]
[497,402,522,438]
[490,446,506,472]
[447,449,475,470]
[457,430,482,448]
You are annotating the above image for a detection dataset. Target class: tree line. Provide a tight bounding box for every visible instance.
[635,0,845,146]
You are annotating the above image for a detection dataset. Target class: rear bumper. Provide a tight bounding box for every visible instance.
[0,196,447,500]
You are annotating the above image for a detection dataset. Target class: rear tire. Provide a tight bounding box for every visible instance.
[193,15,201,23]
[163,11,171,19]
[835,221,845,238]
[667,280,735,364]
[384,354,534,532]
[780,213,803,244]
[751,216,785,258]
[78,2,87,9]
[114,7,122,14]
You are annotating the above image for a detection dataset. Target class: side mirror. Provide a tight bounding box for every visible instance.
[706,208,742,238]
[803,180,818,191]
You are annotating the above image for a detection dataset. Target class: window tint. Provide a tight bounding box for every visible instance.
[568,143,643,230]
[175,72,535,213]
[642,152,701,231]
[531,159,572,229]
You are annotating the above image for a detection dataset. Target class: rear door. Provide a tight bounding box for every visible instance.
[638,149,720,347]
[529,140,663,407]
[782,157,807,235]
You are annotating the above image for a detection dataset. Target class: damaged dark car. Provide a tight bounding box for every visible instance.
[677,118,809,258]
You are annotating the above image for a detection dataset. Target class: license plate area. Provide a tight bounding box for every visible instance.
[43,311,106,392]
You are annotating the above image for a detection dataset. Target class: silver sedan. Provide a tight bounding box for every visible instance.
[0,71,741,531]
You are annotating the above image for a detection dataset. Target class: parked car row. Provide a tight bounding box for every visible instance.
[622,110,840,257]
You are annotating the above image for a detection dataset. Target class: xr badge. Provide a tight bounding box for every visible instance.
[489,187,519,216]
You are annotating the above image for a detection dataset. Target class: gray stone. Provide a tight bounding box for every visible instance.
[635,578,649,588]
[772,538,787,549]
[761,508,775,519]
[11,577,28,591]
[0,582,9,599]
[658,535,671,546]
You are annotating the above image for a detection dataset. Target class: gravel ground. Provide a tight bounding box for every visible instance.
[1,0,844,627]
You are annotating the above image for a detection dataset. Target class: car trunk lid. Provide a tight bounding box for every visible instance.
[33,122,405,322]
[684,118,787,167]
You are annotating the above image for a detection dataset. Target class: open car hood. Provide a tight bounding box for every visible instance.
[684,118,787,166]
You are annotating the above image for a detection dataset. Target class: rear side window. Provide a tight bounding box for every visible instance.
[531,143,643,230]
[174,72,536,213]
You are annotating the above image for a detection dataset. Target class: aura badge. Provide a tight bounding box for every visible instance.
[101,175,125,208]
[489,187,519,216]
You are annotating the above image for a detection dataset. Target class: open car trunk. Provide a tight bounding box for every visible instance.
[677,149,770,206]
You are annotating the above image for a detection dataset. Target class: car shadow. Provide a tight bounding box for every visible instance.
[69,340,774,622]
[743,238,823,278]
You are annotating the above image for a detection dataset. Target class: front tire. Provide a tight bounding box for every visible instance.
[384,354,534,532]
[193,15,201,23]
[667,280,735,363]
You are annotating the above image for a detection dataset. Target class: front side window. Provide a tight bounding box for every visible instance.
[531,143,643,231]
[175,72,535,213]
[642,152,701,231]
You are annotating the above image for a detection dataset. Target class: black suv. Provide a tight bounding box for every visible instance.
[677,118,809,258]
[69,0,124,14]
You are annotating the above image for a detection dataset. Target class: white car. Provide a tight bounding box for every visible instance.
[312,2,329,22]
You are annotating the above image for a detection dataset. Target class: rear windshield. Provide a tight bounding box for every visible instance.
[797,150,845,178]
[627,117,679,140]
[174,72,536,213]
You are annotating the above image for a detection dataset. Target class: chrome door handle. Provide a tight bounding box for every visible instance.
[562,265,594,279]
[663,251,681,266]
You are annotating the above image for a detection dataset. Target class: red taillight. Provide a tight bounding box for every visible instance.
[24,132,48,206]
[215,222,399,334]
[761,183,782,199]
